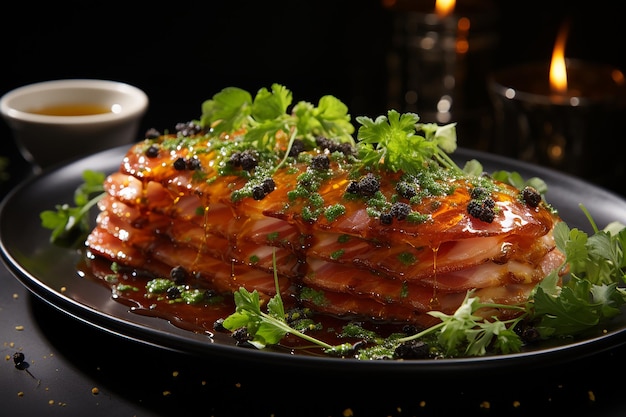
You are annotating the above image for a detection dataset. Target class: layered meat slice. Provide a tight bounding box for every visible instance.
[85,131,564,327]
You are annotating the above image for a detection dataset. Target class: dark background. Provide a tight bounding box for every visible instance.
[1,0,625,196]
[1,3,626,416]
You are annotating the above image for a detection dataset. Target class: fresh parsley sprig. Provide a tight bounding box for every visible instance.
[222,249,353,354]
[40,170,106,248]
[528,212,626,338]
[355,110,462,175]
[200,83,355,151]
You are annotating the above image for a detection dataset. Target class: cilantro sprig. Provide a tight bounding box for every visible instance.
[40,170,106,247]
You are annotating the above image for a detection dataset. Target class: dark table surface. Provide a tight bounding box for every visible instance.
[2,139,626,417]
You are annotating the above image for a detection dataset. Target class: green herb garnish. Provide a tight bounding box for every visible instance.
[200,83,355,151]
[355,110,461,175]
[40,170,106,247]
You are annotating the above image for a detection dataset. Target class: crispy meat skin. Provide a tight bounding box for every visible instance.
[86,134,565,326]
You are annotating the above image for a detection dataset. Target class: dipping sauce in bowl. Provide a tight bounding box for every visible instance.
[28,103,113,116]
[0,79,149,170]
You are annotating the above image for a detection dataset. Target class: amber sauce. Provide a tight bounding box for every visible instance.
[28,103,111,116]
[79,253,406,356]
[429,245,441,309]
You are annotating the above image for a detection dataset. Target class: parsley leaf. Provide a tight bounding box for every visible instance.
[355,110,461,175]
[40,170,105,248]
[200,83,355,152]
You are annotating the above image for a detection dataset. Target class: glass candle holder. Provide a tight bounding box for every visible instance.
[487,59,626,193]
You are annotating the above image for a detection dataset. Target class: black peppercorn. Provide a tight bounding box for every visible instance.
[166,286,181,299]
[173,157,187,170]
[145,144,160,158]
[170,265,189,284]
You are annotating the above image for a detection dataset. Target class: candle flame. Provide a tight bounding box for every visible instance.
[435,0,455,17]
[549,20,570,94]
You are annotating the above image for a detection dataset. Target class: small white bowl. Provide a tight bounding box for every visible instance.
[0,79,148,170]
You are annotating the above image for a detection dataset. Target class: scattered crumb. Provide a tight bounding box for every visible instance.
[419,400,426,408]
[588,391,596,402]
[15,325,24,331]
[60,287,67,293]
[513,400,521,408]
[5,354,10,361]
[91,387,100,395]
[17,391,24,397]
[479,401,491,409]
[201,380,207,386]
[342,408,354,417]
[48,400,55,405]
[235,382,241,388]
[162,391,171,396]
[13,293,19,299]
[172,371,179,377]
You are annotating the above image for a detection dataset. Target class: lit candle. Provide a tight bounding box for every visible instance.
[487,20,626,192]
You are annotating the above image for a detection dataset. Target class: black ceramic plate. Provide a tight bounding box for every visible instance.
[2,144,626,375]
